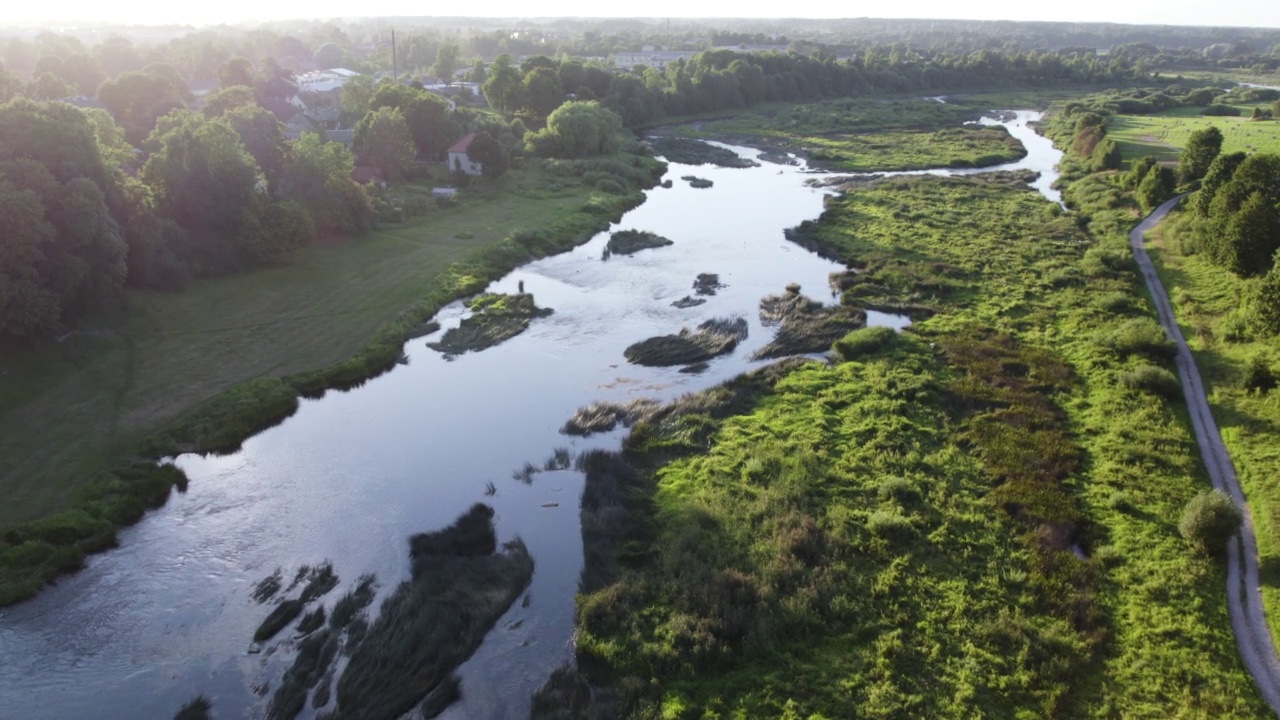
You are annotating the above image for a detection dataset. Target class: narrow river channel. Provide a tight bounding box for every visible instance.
[0,110,1062,720]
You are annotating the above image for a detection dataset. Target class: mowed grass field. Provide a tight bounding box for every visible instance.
[1109,109,1280,166]
[0,169,598,525]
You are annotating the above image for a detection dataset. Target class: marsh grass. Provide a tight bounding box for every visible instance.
[329,574,377,630]
[334,504,533,720]
[752,286,865,360]
[428,293,553,357]
[297,606,326,635]
[605,230,674,256]
[648,137,759,167]
[680,175,713,188]
[253,568,284,603]
[624,317,748,367]
[419,675,462,719]
[255,599,305,643]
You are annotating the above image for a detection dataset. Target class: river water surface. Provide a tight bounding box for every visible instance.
[0,110,1062,720]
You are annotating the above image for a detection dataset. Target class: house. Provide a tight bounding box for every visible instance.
[447,133,482,176]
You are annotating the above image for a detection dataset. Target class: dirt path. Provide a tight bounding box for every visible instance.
[1130,196,1280,715]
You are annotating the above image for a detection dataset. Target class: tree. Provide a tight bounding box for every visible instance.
[521,67,564,118]
[526,100,623,158]
[236,195,313,263]
[481,54,521,115]
[25,72,75,100]
[201,86,257,118]
[1193,151,1247,217]
[281,133,373,236]
[1137,164,1176,213]
[98,70,186,145]
[467,59,486,84]
[1179,490,1242,556]
[218,57,255,89]
[1219,191,1280,276]
[1249,262,1280,337]
[466,131,509,179]
[369,82,458,160]
[433,43,461,85]
[339,75,375,123]
[224,104,287,190]
[141,111,262,271]
[353,106,414,181]
[1091,138,1122,172]
[1125,155,1157,190]
[315,43,344,69]
[1177,125,1224,184]
[0,179,61,338]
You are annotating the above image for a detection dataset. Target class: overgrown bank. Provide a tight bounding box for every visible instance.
[0,151,664,607]
[541,176,1263,717]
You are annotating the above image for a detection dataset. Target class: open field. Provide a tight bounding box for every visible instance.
[0,163,618,526]
[1109,112,1280,166]
[558,176,1263,717]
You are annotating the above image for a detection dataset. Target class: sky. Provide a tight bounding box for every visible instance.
[5,0,1279,30]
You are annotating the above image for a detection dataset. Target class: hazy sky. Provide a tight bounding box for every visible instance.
[7,0,1280,30]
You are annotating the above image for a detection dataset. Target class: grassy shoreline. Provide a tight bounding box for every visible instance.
[0,151,663,606]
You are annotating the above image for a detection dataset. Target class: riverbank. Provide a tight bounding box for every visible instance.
[548,174,1265,716]
[0,151,664,605]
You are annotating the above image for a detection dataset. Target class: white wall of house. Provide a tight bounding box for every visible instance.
[448,151,483,176]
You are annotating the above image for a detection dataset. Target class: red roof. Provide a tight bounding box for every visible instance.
[447,132,476,154]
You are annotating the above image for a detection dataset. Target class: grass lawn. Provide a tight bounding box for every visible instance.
[1109,110,1280,167]
[0,166,598,526]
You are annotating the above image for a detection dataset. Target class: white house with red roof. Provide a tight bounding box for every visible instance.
[447,133,483,176]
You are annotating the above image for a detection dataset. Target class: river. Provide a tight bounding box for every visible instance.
[0,110,1063,720]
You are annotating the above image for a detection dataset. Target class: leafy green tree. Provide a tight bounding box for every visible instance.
[433,43,461,85]
[467,59,486,83]
[281,133,373,236]
[98,70,187,145]
[521,67,564,118]
[1125,155,1157,190]
[353,106,414,181]
[481,54,521,115]
[218,57,255,89]
[236,195,313,263]
[339,75,375,122]
[58,53,105,96]
[201,85,257,118]
[1091,138,1122,172]
[141,110,261,269]
[1249,262,1280,337]
[369,81,459,160]
[315,43,344,69]
[1219,191,1280,276]
[1179,490,1242,556]
[527,100,623,158]
[1177,125,1224,184]
[26,72,75,100]
[1137,164,1176,212]
[223,104,287,190]
[1193,151,1247,217]
[466,131,509,179]
[0,179,61,338]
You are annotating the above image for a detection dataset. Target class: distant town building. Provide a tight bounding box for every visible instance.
[297,68,361,94]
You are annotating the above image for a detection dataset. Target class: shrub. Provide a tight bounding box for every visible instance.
[1202,104,1242,117]
[834,326,897,360]
[1081,246,1131,277]
[866,509,916,542]
[1099,319,1176,360]
[877,476,922,505]
[1243,354,1277,392]
[1119,364,1182,400]
[1179,490,1242,555]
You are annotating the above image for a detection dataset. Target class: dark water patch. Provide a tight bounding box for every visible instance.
[693,273,725,295]
[681,175,714,188]
[604,230,674,256]
[334,504,534,720]
[650,137,760,168]
[624,317,748,367]
[428,293,553,358]
[671,295,706,308]
[752,286,865,360]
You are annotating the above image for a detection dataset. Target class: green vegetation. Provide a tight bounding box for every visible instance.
[548,175,1263,717]
[0,152,661,606]
[427,292,554,357]
[1180,490,1244,556]
[623,317,748,367]
[1108,112,1280,166]
[753,285,865,359]
[647,137,758,167]
[798,125,1026,172]
[605,230,673,256]
[681,175,713,188]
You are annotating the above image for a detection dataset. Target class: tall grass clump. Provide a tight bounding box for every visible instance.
[1119,364,1183,400]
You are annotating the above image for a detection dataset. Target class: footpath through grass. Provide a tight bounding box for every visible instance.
[1144,213,1280,653]
[0,152,662,604]
[550,176,1263,718]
